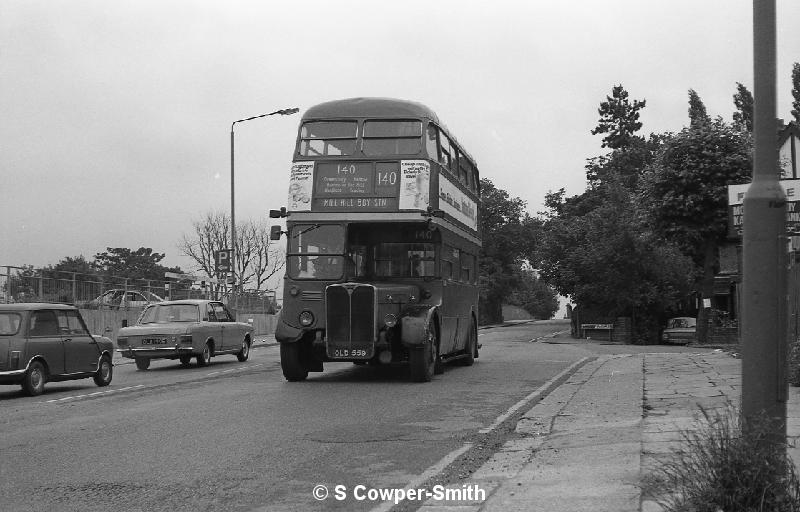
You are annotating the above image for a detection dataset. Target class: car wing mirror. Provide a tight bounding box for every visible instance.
[121,319,128,328]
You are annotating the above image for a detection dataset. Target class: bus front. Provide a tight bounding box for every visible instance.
[271,98,480,383]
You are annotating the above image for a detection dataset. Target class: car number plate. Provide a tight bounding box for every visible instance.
[142,337,168,345]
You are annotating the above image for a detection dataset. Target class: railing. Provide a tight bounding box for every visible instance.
[0,265,277,314]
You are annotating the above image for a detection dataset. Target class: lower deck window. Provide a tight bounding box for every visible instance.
[373,243,435,277]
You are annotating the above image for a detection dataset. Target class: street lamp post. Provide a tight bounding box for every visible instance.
[229,107,299,298]
[742,0,786,441]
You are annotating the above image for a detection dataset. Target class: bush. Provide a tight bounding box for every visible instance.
[644,403,800,511]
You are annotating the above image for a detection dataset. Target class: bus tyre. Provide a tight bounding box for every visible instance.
[458,321,477,366]
[410,323,438,382]
[280,342,308,382]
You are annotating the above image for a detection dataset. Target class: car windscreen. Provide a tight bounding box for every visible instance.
[139,304,200,324]
[0,313,21,335]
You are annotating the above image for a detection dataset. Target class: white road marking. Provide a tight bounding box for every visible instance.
[206,363,263,376]
[478,357,589,434]
[368,443,474,512]
[45,384,145,403]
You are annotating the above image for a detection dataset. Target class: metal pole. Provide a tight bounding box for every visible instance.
[230,125,237,303]
[228,107,299,307]
[741,0,787,434]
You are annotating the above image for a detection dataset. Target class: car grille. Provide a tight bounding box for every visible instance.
[326,284,375,359]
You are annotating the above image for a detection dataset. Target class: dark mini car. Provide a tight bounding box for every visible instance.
[116,300,254,370]
[661,316,697,345]
[0,303,115,396]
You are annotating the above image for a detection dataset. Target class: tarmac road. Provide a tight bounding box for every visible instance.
[0,320,711,512]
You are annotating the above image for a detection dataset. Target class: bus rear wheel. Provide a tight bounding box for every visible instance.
[457,321,477,367]
[280,342,309,382]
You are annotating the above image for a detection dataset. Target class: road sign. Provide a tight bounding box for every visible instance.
[215,249,233,274]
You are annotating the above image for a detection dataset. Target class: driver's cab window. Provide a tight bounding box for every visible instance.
[206,304,218,322]
[288,224,345,280]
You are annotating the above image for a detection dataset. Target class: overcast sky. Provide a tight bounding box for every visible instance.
[3,0,799,283]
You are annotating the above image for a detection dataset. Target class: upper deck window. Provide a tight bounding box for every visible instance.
[362,120,422,156]
[299,121,358,156]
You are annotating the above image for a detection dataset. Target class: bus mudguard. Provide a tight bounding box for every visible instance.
[400,306,437,346]
[275,316,304,344]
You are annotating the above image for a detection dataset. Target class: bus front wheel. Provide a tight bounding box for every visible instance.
[409,323,438,382]
[280,342,309,382]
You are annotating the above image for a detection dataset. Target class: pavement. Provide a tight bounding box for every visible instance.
[414,336,800,512]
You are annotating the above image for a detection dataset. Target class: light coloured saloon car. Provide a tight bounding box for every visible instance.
[661,316,697,345]
[116,300,254,370]
[0,303,114,396]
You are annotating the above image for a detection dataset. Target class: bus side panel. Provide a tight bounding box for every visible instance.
[440,281,477,355]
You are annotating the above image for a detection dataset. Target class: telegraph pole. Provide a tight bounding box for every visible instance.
[741,0,787,435]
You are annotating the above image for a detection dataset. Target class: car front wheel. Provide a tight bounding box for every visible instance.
[236,339,251,362]
[22,361,46,396]
[94,356,113,386]
[135,357,151,371]
[197,342,212,367]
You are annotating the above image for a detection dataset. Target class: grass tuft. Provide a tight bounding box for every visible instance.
[644,403,800,512]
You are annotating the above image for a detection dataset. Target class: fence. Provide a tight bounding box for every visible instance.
[1,265,278,315]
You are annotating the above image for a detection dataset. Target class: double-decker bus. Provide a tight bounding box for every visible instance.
[270,97,481,382]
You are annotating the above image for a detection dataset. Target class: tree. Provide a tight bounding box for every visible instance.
[688,89,710,127]
[537,182,693,338]
[49,255,97,275]
[506,269,559,319]
[792,62,800,124]
[639,118,753,341]
[179,211,284,293]
[585,134,664,191]
[479,179,550,324]
[733,82,754,132]
[93,247,181,281]
[590,84,647,149]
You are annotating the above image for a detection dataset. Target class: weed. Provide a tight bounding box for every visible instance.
[644,403,800,512]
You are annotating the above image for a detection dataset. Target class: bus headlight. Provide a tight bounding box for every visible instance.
[299,310,315,327]
[384,314,397,328]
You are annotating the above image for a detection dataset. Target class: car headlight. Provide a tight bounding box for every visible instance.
[299,310,315,327]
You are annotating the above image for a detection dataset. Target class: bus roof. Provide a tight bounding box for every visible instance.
[302,97,441,124]
[301,97,476,167]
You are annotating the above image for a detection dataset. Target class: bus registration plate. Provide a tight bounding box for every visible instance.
[327,345,374,359]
